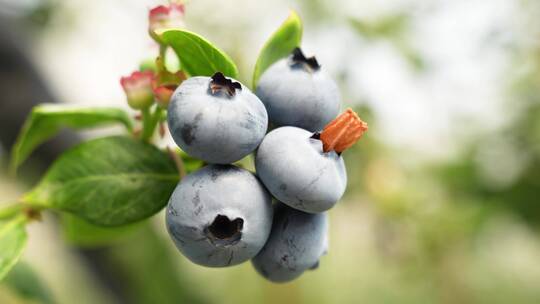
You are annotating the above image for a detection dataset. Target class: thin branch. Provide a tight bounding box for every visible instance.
[167,146,186,178]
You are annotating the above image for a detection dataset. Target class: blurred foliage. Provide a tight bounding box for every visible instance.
[22,1,58,28]
[91,224,209,304]
[3,262,55,304]
[342,104,381,199]
[297,0,336,24]
[349,15,425,70]
[340,3,540,303]
[350,14,409,39]
[431,19,540,229]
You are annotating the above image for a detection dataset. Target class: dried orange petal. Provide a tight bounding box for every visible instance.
[319,108,368,153]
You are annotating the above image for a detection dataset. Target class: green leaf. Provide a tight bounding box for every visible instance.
[3,262,56,304]
[23,136,179,227]
[252,10,303,88]
[159,29,238,78]
[62,214,140,248]
[0,216,28,281]
[11,104,134,173]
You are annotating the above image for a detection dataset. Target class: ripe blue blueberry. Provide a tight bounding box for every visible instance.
[168,72,268,164]
[166,164,273,267]
[252,202,328,283]
[256,48,341,132]
[255,109,368,213]
[256,126,345,213]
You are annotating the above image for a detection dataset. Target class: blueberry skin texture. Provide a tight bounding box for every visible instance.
[252,203,328,283]
[168,76,268,164]
[166,164,273,267]
[255,126,347,213]
[256,59,340,132]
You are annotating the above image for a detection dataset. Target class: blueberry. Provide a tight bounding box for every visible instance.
[256,126,345,213]
[252,202,328,283]
[255,109,368,213]
[166,164,273,267]
[256,48,341,132]
[168,72,268,164]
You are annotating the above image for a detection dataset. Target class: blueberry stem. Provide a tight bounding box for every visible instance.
[166,146,186,178]
[159,44,167,62]
[141,108,153,141]
[152,107,164,129]
[141,106,163,142]
[0,201,44,223]
[0,202,24,220]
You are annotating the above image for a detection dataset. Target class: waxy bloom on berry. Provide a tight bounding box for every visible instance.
[120,71,155,109]
[149,2,185,40]
[168,72,268,164]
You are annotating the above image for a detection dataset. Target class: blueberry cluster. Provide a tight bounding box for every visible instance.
[165,48,367,283]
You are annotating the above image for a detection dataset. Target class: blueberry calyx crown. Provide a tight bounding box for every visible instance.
[291,47,321,71]
[210,72,242,97]
[311,108,368,154]
[205,214,244,246]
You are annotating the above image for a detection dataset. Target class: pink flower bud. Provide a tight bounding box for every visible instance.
[120,71,155,109]
[149,3,185,35]
[152,70,187,107]
[153,85,176,107]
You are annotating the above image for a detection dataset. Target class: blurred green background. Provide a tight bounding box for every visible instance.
[1,0,540,303]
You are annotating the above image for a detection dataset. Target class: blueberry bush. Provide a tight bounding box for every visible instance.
[0,1,368,287]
